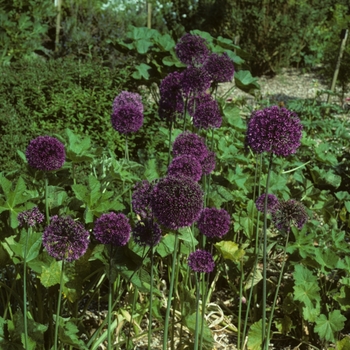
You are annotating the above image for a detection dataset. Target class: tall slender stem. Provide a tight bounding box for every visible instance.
[45,176,50,225]
[54,259,65,350]
[23,227,31,350]
[163,233,179,350]
[148,246,154,349]
[194,272,200,350]
[108,246,114,350]
[262,153,274,349]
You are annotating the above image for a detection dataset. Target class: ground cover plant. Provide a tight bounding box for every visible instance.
[1,30,350,350]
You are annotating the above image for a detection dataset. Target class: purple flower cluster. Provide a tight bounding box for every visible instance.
[150,176,203,230]
[172,131,208,162]
[200,151,216,175]
[188,249,215,273]
[132,180,154,218]
[132,218,162,247]
[203,52,235,83]
[192,97,222,129]
[168,155,202,182]
[272,199,308,232]
[197,208,230,239]
[93,212,131,246]
[246,106,303,157]
[18,207,45,228]
[111,104,144,134]
[181,66,211,97]
[26,136,65,172]
[113,91,144,114]
[43,216,89,262]
[175,33,209,66]
[158,71,184,122]
[255,194,279,214]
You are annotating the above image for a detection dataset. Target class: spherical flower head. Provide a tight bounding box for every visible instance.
[26,136,65,171]
[181,66,211,97]
[18,207,45,228]
[168,155,202,182]
[272,199,308,232]
[172,131,209,162]
[255,194,279,214]
[246,106,302,157]
[43,216,89,262]
[188,249,215,273]
[175,33,209,66]
[203,52,235,83]
[132,218,162,247]
[132,180,154,218]
[188,93,213,117]
[158,71,184,122]
[192,97,222,129]
[150,176,203,230]
[197,208,230,239]
[200,151,216,175]
[111,104,144,134]
[113,91,143,114]
[93,212,131,246]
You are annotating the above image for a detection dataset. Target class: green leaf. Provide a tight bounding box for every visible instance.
[136,39,153,54]
[40,259,62,288]
[234,70,260,95]
[224,105,246,130]
[156,233,175,257]
[293,264,318,285]
[293,282,320,308]
[247,319,263,350]
[132,63,151,80]
[336,336,350,350]
[274,315,292,334]
[314,311,346,342]
[183,313,213,350]
[157,34,175,51]
[215,241,244,262]
[58,318,88,349]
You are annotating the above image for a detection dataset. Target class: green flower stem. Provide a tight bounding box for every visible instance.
[23,226,31,350]
[194,272,200,350]
[45,176,50,225]
[266,229,291,345]
[108,247,114,350]
[262,153,274,349]
[183,98,189,131]
[148,246,155,350]
[237,257,244,349]
[54,259,65,350]
[125,135,129,163]
[163,233,179,350]
[167,120,173,167]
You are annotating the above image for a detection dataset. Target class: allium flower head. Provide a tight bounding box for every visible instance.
[272,199,308,232]
[246,106,302,157]
[26,136,65,171]
[192,97,222,129]
[150,176,203,230]
[168,155,202,182]
[158,71,184,122]
[172,131,208,162]
[188,249,215,273]
[93,212,131,246]
[188,93,213,117]
[112,91,143,114]
[200,151,216,175]
[255,194,279,214]
[181,66,211,97]
[197,208,230,239]
[132,180,154,218]
[132,218,162,247]
[111,104,144,134]
[18,207,45,228]
[175,33,209,66]
[203,52,235,83]
[43,216,89,262]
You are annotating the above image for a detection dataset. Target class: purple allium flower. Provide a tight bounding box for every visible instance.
[188,249,215,273]
[132,180,154,218]
[42,216,89,262]
[255,194,279,214]
[93,212,131,246]
[172,131,209,162]
[113,91,144,114]
[246,106,303,157]
[150,176,203,230]
[272,199,308,232]
[18,207,45,228]
[181,66,211,97]
[188,93,213,117]
[175,33,209,66]
[111,104,144,134]
[200,151,216,175]
[168,155,202,182]
[158,71,184,122]
[197,208,230,239]
[26,136,65,172]
[203,52,235,83]
[132,218,162,247]
[192,97,222,129]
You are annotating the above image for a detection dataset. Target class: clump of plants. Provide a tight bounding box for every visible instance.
[1,30,350,350]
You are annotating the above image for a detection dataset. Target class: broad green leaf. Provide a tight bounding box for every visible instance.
[0,316,6,340]
[58,318,88,349]
[215,241,244,262]
[157,34,175,51]
[234,70,260,95]
[293,282,320,308]
[88,175,101,206]
[336,336,350,350]
[132,63,151,80]
[156,233,175,257]
[274,315,292,334]
[293,265,318,285]
[302,302,320,322]
[224,105,246,130]
[245,268,263,290]
[40,259,62,288]
[22,230,42,262]
[247,319,263,350]
[314,311,346,342]
[183,313,213,350]
[136,39,153,54]
[333,285,350,311]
